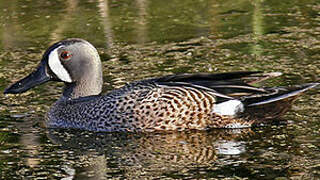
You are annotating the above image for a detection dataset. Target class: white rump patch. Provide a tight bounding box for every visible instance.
[213,100,244,116]
[48,47,72,83]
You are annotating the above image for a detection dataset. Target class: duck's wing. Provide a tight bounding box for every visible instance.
[154,71,318,107]
[242,83,319,107]
[155,71,280,97]
[156,71,281,85]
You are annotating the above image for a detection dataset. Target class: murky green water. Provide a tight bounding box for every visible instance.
[0,0,319,179]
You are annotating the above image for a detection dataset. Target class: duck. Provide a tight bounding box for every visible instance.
[4,38,319,132]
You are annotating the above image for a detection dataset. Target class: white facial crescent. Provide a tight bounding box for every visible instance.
[48,47,72,83]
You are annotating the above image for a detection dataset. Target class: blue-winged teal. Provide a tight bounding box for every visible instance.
[4,39,319,132]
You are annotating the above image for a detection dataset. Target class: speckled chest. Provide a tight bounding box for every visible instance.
[47,81,156,131]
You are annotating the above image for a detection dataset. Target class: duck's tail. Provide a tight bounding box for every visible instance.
[241,83,319,120]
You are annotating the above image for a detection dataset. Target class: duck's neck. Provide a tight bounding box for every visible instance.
[62,76,103,99]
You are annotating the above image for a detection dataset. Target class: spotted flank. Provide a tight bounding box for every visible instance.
[4,38,319,132]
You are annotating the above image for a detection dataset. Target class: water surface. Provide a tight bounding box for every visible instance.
[0,0,319,179]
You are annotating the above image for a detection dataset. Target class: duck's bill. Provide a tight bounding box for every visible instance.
[4,62,51,94]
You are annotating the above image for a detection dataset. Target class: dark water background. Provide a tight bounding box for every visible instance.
[0,0,319,179]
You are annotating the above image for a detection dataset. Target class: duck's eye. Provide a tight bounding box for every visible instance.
[60,51,72,60]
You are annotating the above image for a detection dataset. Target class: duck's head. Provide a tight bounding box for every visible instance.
[4,38,103,98]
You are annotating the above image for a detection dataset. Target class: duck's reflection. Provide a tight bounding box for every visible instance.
[216,140,246,155]
[47,129,252,179]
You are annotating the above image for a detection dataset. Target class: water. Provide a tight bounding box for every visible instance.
[0,0,319,179]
